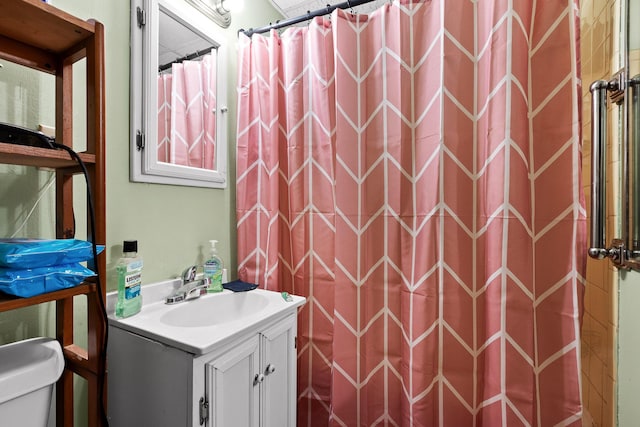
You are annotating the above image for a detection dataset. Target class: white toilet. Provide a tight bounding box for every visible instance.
[0,337,65,427]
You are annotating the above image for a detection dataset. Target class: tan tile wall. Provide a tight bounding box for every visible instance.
[580,0,619,426]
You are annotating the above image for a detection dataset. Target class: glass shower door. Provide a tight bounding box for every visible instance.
[616,0,639,424]
[623,0,640,259]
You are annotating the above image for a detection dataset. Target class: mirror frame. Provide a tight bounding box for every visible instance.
[130,0,228,188]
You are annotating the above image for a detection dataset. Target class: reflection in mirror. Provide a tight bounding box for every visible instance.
[157,11,217,171]
[130,0,227,188]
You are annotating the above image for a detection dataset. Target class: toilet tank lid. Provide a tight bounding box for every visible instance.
[0,337,65,404]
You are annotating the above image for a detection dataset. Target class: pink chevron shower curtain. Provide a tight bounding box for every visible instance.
[236,1,586,426]
[157,54,216,169]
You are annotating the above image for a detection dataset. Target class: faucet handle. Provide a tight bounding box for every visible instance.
[182,265,198,282]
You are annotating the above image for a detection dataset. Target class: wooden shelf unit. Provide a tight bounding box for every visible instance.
[0,1,106,426]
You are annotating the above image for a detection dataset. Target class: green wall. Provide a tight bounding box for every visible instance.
[54,0,283,287]
[0,0,282,423]
[0,0,283,294]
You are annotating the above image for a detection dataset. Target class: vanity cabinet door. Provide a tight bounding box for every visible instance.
[260,314,297,427]
[206,335,260,427]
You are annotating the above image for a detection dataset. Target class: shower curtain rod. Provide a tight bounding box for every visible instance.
[158,45,215,72]
[240,0,380,37]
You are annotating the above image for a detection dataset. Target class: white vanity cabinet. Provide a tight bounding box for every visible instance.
[108,308,299,427]
[206,314,296,427]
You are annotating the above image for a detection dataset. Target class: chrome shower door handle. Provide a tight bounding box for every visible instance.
[631,75,640,251]
[589,80,610,259]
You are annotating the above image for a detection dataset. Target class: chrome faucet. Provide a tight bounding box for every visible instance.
[165,265,210,304]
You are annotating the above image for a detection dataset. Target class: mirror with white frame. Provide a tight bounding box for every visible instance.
[130,0,228,188]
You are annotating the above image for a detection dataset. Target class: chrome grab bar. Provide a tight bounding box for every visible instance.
[589,80,610,259]
[631,75,640,250]
[588,73,640,269]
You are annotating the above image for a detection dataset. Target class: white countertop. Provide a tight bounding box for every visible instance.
[107,279,306,355]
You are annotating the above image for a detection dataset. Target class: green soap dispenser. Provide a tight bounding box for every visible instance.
[204,240,224,292]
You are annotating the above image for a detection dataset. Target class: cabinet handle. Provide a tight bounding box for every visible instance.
[253,373,265,386]
[265,364,276,375]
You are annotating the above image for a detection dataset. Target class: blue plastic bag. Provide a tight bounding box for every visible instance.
[0,239,104,269]
[0,263,96,297]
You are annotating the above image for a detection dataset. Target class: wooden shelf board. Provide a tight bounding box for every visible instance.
[0,141,96,168]
[64,344,101,377]
[64,344,88,362]
[0,283,96,311]
[0,0,95,55]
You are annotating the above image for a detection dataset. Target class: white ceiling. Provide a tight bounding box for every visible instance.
[157,0,391,65]
[269,0,389,20]
[158,11,213,68]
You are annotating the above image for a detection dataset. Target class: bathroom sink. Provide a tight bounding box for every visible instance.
[160,291,269,327]
[107,281,305,355]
